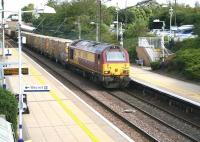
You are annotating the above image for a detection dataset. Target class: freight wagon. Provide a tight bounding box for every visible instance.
[7,30,130,88]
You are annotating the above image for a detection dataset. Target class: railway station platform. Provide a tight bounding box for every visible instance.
[130,65,200,107]
[2,48,133,142]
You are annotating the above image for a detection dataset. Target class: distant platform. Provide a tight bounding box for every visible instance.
[130,65,200,107]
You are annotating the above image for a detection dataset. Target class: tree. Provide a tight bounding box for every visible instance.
[22,4,34,23]
[47,0,58,8]
[194,15,200,36]
[125,19,148,38]
[0,88,18,135]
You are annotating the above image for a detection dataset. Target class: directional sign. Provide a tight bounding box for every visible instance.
[24,85,50,92]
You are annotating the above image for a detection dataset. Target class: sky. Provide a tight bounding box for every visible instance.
[107,0,198,8]
[2,0,199,17]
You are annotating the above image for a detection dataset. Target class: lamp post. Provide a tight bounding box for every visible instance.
[161,21,165,62]
[96,0,111,42]
[113,21,123,47]
[169,6,173,40]
[74,17,81,39]
[1,0,5,57]
[90,21,98,41]
[116,2,119,41]
[161,22,165,62]
[174,0,177,26]
[113,3,120,42]
[153,19,165,62]
[77,16,81,39]
[96,0,100,42]
[0,3,56,141]
[119,22,123,48]
[18,8,24,142]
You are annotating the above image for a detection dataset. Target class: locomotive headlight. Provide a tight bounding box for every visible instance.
[104,71,110,74]
[123,70,129,74]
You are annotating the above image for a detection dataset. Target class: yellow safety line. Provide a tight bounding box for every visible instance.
[50,90,99,142]
[30,65,99,142]
[11,48,18,57]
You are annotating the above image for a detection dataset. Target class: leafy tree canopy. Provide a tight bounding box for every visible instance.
[22,3,34,23]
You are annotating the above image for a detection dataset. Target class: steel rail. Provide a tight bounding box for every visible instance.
[108,90,199,142]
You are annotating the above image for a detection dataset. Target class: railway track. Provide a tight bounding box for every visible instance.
[22,48,157,142]
[126,88,200,130]
[7,38,199,142]
[109,90,200,142]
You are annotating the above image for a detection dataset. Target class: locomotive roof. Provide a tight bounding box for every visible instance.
[70,40,119,53]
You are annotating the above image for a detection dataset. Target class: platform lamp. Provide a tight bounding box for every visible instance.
[119,22,123,48]
[96,0,111,42]
[116,2,119,41]
[153,19,165,62]
[169,6,173,40]
[1,0,5,57]
[17,4,56,142]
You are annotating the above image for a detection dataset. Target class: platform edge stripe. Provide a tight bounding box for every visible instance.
[50,90,99,142]
[132,78,200,107]
[23,52,135,142]
[28,58,100,142]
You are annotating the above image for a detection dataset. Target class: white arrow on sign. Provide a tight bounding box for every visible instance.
[24,85,50,92]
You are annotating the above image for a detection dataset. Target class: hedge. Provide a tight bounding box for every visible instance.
[168,38,200,81]
[150,61,161,70]
[0,87,18,134]
[174,48,200,80]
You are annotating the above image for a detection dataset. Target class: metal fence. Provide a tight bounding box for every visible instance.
[0,116,15,142]
[138,37,162,49]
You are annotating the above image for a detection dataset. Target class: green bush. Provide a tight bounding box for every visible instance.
[0,88,18,134]
[124,38,138,63]
[169,43,200,81]
[150,61,161,70]
[184,64,200,80]
[171,37,200,52]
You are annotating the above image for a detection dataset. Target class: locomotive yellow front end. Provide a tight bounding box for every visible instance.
[103,63,129,76]
[102,46,130,88]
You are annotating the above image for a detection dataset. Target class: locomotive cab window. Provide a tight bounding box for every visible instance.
[98,54,100,60]
[97,54,100,64]
[106,50,126,62]
[70,49,74,59]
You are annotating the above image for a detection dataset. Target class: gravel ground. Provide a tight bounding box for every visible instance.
[112,90,200,141]
[126,89,200,140]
